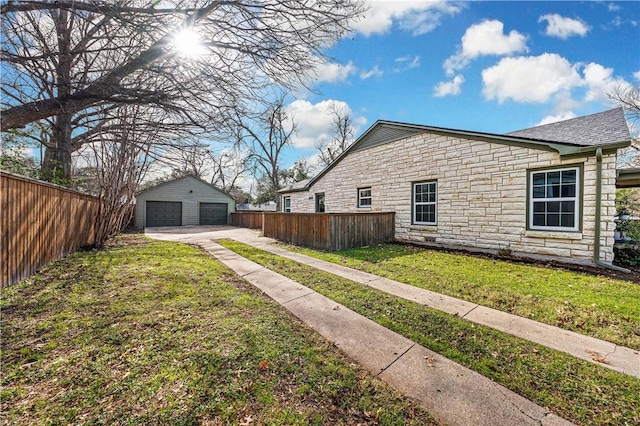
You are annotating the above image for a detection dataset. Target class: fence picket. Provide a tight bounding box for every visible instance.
[1,172,99,287]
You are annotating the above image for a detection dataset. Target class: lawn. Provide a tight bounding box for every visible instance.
[1,235,436,425]
[277,243,640,350]
[218,240,640,426]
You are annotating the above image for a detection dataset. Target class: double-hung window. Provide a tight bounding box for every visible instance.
[283,196,291,213]
[413,181,437,225]
[529,167,580,231]
[358,187,372,208]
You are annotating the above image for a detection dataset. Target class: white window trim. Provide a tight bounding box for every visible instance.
[283,196,291,213]
[528,166,580,232]
[413,181,437,225]
[358,187,372,208]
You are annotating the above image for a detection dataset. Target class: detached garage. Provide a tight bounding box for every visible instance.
[135,175,235,228]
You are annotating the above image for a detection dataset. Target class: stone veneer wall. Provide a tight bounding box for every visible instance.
[287,132,618,263]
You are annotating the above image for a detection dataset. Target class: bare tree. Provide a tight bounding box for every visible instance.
[610,84,640,124]
[210,147,251,193]
[76,106,156,246]
[162,142,215,179]
[152,135,251,193]
[237,95,295,210]
[316,103,355,167]
[609,84,640,168]
[1,0,366,179]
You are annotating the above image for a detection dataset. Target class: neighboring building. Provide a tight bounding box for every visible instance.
[135,175,235,228]
[236,201,277,211]
[280,108,633,265]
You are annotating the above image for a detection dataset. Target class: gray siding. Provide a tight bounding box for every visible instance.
[135,176,235,228]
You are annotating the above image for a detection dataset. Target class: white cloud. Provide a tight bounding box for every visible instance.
[539,14,590,39]
[582,62,630,102]
[285,99,367,149]
[444,20,528,76]
[311,60,357,84]
[608,3,621,12]
[481,53,633,112]
[634,70,640,81]
[536,111,577,126]
[482,53,582,103]
[394,55,421,72]
[353,0,463,36]
[433,75,465,97]
[360,65,383,80]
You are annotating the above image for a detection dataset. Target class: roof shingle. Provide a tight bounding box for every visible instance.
[505,107,630,146]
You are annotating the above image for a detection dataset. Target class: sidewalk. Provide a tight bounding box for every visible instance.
[240,235,640,379]
[196,238,574,426]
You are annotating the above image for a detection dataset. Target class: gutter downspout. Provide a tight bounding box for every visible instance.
[594,147,631,273]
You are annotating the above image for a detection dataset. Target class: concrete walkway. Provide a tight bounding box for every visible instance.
[146,226,639,424]
[243,236,640,379]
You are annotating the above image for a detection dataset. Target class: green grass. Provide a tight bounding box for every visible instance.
[218,240,640,426]
[1,235,436,425]
[276,243,640,350]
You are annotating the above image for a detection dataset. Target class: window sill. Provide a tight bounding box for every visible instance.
[525,230,582,240]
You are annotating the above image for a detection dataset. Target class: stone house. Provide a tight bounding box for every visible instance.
[280,108,633,265]
[135,175,235,228]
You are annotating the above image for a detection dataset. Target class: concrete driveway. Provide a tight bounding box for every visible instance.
[145,225,273,244]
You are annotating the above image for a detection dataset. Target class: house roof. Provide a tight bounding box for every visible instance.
[137,174,233,199]
[617,168,640,188]
[506,108,630,145]
[279,178,311,193]
[280,108,631,194]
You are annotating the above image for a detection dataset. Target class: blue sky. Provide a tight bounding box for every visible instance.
[281,0,640,169]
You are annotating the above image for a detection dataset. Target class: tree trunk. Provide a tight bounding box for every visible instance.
[41,113,73,181]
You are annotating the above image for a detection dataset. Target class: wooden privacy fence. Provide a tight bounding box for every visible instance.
[262,212,395,251]
[1,172,99,287]
[231,211,264,229]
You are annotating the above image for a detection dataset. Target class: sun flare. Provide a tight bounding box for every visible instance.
[172,28,207,58]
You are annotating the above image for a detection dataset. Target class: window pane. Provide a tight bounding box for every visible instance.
[428,192,436,203]
[427,209,436,223]
[547,214,560,227]
[533,173,546,185]
[547,201,560,213]
[561,214,575,228]
[561,184,575,197]
[533,214,545,226]
[562,170,576,183]
[548,185,560,198]
[360,189,371,197]
[533,202,546,213]
[360,198,371,206]
[547,171,561,184]
[561,201,575,213]
[533,186,545,198]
